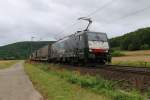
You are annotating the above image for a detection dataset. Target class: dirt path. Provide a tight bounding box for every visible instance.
[0,61,43,100]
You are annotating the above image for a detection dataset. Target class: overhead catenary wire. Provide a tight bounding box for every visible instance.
[39,21,79,41]
[107,4,150,24]
[39,0,115,40]
[86,0,114,17]
[54,0,115,40]
[54,22,79,39]
[41,0,150,40]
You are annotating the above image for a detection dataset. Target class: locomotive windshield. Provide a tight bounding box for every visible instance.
[87,32,108,42]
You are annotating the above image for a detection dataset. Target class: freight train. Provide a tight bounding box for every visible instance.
[30,31,111,64]
[30,18,111,64]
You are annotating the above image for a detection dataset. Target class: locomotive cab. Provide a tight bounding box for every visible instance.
[84,31,111,64]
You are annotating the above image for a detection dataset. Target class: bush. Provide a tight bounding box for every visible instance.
[111,51,126,57]
[79,76,99,88]
[128,44,136,51]
[140,44,150,50]
[110,47,121,53]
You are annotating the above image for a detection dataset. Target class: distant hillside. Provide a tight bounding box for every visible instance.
[0,41,55,60]
[110,27,150,51]
[1,27,150,60]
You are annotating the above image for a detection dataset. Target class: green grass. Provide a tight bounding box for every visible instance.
[24,63,109,100]
[112,61,150,67]
[0,60,18,69]
[25,63,146,100]
[145,91,150,98]
[111,51,126,57]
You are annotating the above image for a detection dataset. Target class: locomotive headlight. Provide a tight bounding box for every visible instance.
[89,48,92,52]
[105,50,108,52]
[88,42,92,47]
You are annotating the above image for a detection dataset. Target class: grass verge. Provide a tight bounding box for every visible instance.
[112,61,150,67]
[111,51,126,57]
[25,63,146,100]
[0,60,18,69]
[24,63,109,100]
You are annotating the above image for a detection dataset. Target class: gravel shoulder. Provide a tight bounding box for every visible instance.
[0,61,43,100]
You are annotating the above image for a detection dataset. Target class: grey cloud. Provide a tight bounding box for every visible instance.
[0,0,150,46]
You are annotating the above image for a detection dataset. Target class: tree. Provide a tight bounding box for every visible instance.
[109,27,150,51]
[140,44,149,50]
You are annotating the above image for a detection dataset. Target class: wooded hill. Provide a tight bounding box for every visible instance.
[0,41,54,60]
[0,27,150,59]
[110,27,150,50]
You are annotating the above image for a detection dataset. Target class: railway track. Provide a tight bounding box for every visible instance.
[101,64,150,75]
[30,61,150,91]
[31,60,150,75]
[56,63,150,91]
[63,63,150,75]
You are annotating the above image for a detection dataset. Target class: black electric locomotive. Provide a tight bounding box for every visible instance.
[30,18,111,64]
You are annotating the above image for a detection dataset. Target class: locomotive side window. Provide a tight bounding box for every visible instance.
[79,35,82,41]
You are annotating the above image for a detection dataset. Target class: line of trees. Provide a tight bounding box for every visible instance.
[0,41,54,59]
[110,27,150,51]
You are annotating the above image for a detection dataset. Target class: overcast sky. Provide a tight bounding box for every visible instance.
[0,0,150,46]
